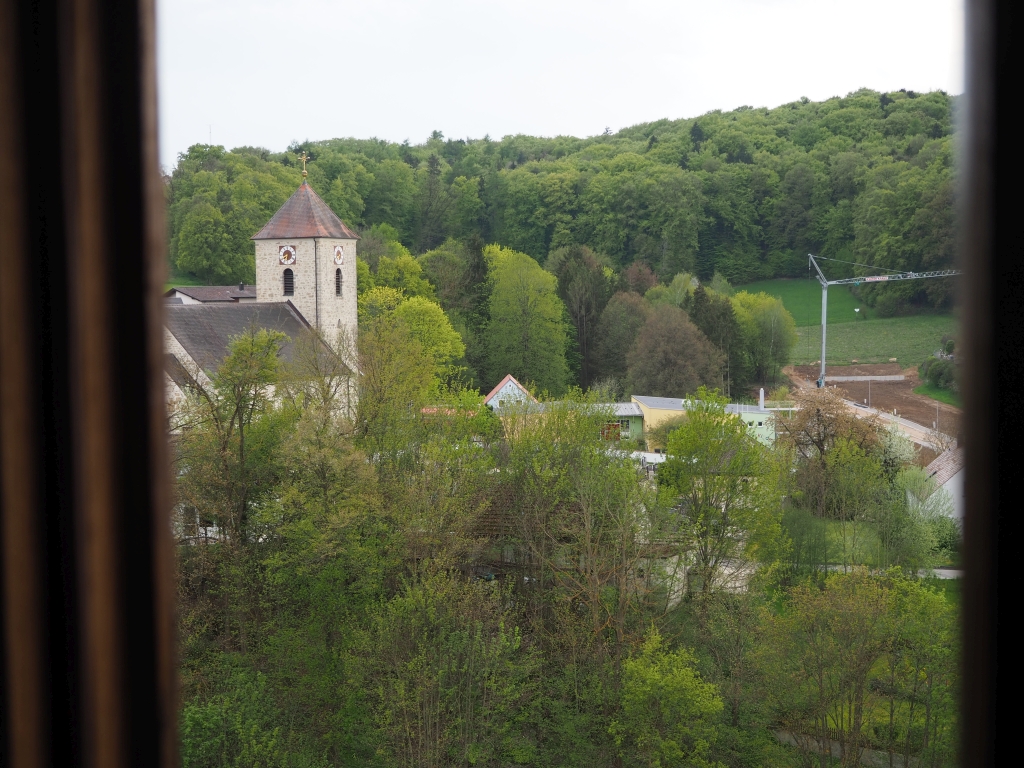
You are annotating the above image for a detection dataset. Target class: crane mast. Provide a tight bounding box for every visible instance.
[808,254,962,388]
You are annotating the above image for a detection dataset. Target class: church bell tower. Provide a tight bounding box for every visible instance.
[251,157,359,343]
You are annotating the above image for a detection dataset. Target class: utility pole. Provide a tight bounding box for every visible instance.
[808,254,962,388]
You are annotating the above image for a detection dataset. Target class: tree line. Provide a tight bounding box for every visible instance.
[172,319,960,768]
[350,225,796,396]
[168,88,956,317]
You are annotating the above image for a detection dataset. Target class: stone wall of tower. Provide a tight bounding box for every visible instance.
[254,237,358,346]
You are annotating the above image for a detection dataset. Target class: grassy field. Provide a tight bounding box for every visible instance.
[164,268,207,292]
[791,315,959,365]
[737,278,876,326]
[913,382,962,407]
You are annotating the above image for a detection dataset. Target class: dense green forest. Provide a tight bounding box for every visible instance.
[168,87,956,319]
[171,90,961,767]
[173,324,960,768]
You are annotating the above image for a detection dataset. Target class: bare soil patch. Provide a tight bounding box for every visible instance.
[784,363,961,439]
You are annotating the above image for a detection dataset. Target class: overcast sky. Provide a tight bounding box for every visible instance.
[157,0,964,171]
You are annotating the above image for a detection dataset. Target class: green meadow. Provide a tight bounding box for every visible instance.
[736,279,958,366]
[737,278,877,326]
[791,315,958,365]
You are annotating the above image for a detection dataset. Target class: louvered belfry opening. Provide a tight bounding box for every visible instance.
[283,268,294,296]
[335,268,342,296]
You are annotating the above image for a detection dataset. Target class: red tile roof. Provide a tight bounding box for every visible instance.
[252,180,360,240]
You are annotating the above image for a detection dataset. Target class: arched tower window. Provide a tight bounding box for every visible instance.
[335,268,342,296]
[283,268,294,296]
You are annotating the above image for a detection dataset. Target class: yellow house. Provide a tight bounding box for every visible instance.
[631,395,775,448]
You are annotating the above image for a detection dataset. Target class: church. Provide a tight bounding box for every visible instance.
[164,168,358,403]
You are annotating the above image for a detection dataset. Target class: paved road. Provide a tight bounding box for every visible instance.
[846,401,946,448]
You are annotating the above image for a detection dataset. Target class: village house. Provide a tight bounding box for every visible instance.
[482,375,776,451]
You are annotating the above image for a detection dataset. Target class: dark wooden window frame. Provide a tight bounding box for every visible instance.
[283,267,295,296]
[1,0,175,765]
[335,267,342,297]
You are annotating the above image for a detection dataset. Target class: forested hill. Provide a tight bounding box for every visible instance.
[168,87,956,310]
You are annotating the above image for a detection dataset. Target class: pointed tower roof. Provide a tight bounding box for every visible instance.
[252,180,360,240]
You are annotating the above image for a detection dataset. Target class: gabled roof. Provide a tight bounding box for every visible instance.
[483,374,536,407]
[165,301,313,376]
[252,180,360,240]
[166,285,256,303]
[926,444,965,487]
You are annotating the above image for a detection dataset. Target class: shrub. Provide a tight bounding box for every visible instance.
[926,358,956,390]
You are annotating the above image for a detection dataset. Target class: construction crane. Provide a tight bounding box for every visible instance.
[808,254,962,388]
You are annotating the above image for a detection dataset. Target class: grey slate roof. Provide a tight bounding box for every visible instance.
[167,285,257,302]
[926,444,965,487]
[165,301,312,376]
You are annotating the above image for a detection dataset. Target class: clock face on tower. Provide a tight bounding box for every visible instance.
[333,245,345,265]
[279,245,296,265]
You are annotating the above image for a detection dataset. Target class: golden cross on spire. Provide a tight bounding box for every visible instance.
[299,151,309,178]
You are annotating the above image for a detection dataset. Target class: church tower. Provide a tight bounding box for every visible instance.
[251,167,359,344]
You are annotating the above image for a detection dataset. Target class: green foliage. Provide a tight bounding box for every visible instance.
[919,356,958,392]
[768,571,958,767]
[172,93,962,761]
[625,305,725,397]
[736,278,873,327]
[791,314,958,365]
[168,144,302,284]
[593,291,651,386]
[484,245,569,394]
[658,388,786,594]
[167,91,957,311]
[181,670,299,768]
[730,291,797,385]
[913,381,962,407]
[174,251,959,768]
[548,244,613,389]
[610,630,724,768]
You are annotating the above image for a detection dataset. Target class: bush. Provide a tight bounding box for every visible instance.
[874,292,908,318]
[919,357,958,392]
[929,514,962,561]
[926,358,957,390]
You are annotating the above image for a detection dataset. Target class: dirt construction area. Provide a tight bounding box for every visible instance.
[784,363,961,453]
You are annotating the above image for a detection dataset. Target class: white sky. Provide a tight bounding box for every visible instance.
[157,0,964,171]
